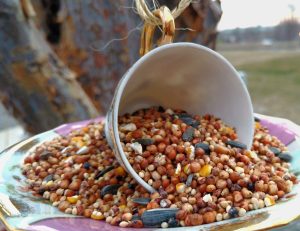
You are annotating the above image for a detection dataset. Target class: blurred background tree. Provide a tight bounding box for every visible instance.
[0,0,222,134]
[274,18,300,41]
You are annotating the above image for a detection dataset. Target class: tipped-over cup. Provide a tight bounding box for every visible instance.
[105,42,254,193]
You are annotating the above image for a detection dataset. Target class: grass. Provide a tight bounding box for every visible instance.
[219,50,300,67]
[220,50,300,124]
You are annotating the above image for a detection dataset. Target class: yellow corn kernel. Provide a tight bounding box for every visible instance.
[91,211,105,220]
[71,137,82,143]
[183,164,191,174]
[81,127,89,133]
[264,195,275,207]
[199,164,212,177]
[255,122,261,129]
[115,166,126,176]
[45,180,54,187]
[220,126,234,135]
[176,183,186,194]
[71,137,85,147]
[245,150,259,160]
[119,205,126,212]
[67,195,79,204]
[77,141,85,148]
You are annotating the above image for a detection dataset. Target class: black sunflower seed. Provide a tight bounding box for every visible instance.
[175,113,191,119]
[38,188,46,195]
[100,184,121,198]
[95,166,114,179]
[186,174,194,187]
[269,147,281,156]
[116,175,124,181]
[179,117,200,128]
[254,117,261,122]
[132,197,151,205]
[182,127,195,142]
[278,152,292,162]
[195,142,210,154]
[43,174,54,182]
[133,138,154,146]
[141,208,179,227]
[225,140,247,149]
[158,106,165,112]
[40,151,53,161]
[127,183,137,190]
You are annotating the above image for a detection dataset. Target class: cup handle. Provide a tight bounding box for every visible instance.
[139,6,175,56]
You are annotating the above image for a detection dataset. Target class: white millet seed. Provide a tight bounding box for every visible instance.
[120,123,137,132]
[161,222,168,228]
[238,208,246,217]
[138,171,145,178]
[203,194,212,203]
[223,213,230,220]
[65,208,72,214]
[148,165,155,171]
[72,207,78,215]
[119,221,129,228]
[130,142,143,155]
[226,205,232,213]
[216,213,223,221]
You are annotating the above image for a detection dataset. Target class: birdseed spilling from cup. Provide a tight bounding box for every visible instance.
[22,107,297,228]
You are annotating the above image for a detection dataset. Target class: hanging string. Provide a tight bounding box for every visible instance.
[91,0,193,52]
[134,0,192,25]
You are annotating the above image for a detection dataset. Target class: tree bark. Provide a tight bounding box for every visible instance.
[0,0,222,134]
[40,0,141,112]
[0,0,99,134]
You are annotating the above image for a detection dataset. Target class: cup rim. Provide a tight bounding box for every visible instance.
[111,42,254,192]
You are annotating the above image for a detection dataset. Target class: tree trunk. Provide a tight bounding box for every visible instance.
[0,0,222,134]
[36,0,141,112]
[0,0,99,134]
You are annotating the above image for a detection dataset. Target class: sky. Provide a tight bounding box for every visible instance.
[218,0,300,30]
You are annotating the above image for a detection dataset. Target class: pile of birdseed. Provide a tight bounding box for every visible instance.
[22,107,297,228]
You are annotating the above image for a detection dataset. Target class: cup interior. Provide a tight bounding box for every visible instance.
[117,43,254,147]
[111,42,254,192]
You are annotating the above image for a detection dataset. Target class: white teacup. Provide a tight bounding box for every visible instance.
[105,42,254,192]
